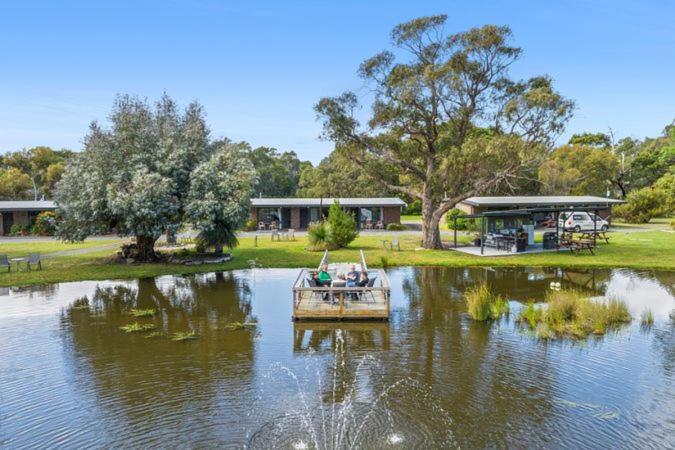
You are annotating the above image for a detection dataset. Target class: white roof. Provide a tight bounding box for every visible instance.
[251,197,406,208]
[460,196,624,207]
[0,200,56,211]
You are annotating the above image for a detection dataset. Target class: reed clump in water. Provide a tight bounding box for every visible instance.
[465,283,509,321]
[518,290,631,339]
[171,330,198,341]
[224,322,257,331]
[120,322,156,333]
[640,309,654,327]
[129,308,155,318]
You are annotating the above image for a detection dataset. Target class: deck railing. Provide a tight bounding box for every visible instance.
[291,267,391,320]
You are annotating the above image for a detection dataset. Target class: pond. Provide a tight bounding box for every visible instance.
[1,267,673,448]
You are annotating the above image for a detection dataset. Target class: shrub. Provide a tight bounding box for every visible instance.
[518,289,631,339]
[326,201,358,248]
[613,187,666,223]
[402,199,421,215]
[10,223,30,236]
[445,208,479,231]
[31,211,58,236]
[654,170,675,215]
[386,223,407,231]
[671,219,675,230]
[243,219,257,231]
[307,222,333,250]
[465,283,509,321]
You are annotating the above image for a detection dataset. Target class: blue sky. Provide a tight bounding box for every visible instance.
[1,0,673,163]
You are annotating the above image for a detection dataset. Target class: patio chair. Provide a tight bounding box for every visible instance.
[361,276,378,303]
[27,254,42,270]
[287,229,295,241]
[258,221,266,230]
[0,254,10,272]
[391,239,400,251]
[376,221,384,230]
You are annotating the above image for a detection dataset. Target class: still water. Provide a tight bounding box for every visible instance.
[1,267,673,448]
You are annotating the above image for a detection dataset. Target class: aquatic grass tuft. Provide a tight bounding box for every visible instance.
[640,309,654,327]
[129,308,156,318]
[379,256,390,268]
[171,330,198,341]
[120,322,156,333]
[224,322,257,331]
[144,331,167,339]
[465,283,509,321]
[518,302,543,328]
[518,290,631,339]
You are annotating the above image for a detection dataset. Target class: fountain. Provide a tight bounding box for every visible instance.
[246,330,456,449]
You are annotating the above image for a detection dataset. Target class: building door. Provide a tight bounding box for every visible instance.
[2,212,13,235]
[281,208,291,229]
[300,208,309,229]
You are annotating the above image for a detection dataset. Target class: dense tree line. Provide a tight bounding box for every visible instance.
[0,146,72,200]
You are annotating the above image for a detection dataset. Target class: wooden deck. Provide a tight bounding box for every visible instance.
[291,250,391,321]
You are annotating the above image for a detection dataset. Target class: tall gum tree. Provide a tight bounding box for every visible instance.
[315,15,574,248]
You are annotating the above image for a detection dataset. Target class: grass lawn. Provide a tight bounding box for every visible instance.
[0,229,673,287]
[0,239,124,258]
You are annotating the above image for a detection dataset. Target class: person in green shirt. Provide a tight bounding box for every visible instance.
[317,263,332,286]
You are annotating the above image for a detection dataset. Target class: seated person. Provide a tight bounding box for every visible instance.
[357,270,369,287]
[346,264,359,287]
[317,263,332,287]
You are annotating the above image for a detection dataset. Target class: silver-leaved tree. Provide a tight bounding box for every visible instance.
[56,94,254,261]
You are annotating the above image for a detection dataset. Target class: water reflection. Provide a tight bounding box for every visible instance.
[0,267,673,448]
[56,272,257,446]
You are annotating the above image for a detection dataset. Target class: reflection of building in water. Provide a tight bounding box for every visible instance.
[293,322,390,354]
[402,266,610,303]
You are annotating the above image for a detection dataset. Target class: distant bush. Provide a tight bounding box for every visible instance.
[654,170,675,215]
[445,208,478,231]
[10,224,30,236]
[613,187,666,223]
[243,219,257,231]
[307,222,333,250]
[386,223,407,231]
[402,199,421,215]
[326,201,358,248]
[671,219,675,230]
[31,211,58,236]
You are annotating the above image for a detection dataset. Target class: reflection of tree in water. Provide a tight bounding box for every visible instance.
[397,267,560,446]
[59,272,256,445]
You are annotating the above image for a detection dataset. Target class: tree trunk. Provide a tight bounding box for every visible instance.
[166,229,177,245]
[214,243,223,256]
[135,235,157,262]
[421,198,443,249]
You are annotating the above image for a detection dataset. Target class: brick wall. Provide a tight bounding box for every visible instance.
[13,211,29,226]
[290,207,300,229]
[382,207,400,225]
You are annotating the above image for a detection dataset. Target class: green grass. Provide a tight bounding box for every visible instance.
[0,238,123,258]
[120,322,156,333]
[0,228,673,287]
[465,283,509,321]
[518,290,631,339]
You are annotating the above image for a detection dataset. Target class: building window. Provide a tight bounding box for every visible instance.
[258,208,280,223]
[359,207,382,224]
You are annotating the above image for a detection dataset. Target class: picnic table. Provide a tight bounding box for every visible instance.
[558,233,595,255]
[580,230,610,244]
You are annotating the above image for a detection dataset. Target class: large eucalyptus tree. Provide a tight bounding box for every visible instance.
[56,94,254,261]
[316,15,574,248]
